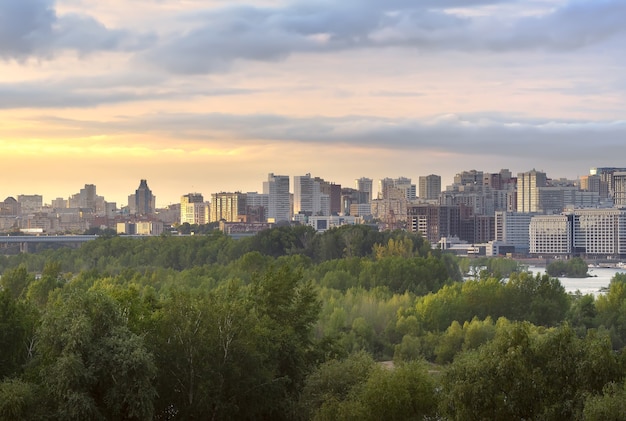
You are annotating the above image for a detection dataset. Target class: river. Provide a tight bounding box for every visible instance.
[527,266,626,296]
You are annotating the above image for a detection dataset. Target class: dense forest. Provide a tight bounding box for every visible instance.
[2,225,626,420]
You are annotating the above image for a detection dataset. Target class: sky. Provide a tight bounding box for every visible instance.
[2,0,626,207]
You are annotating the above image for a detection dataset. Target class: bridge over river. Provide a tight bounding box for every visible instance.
[0,235,99,253]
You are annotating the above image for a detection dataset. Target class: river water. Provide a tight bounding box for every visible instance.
[527,266,625,296]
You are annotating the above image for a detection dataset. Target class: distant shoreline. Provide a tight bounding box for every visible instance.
[512,257,626,270]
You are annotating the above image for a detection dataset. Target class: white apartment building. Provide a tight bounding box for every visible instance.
[529,209,626,257]
[572,208,626,256]
[517,169,547,213]
[263,173,290,223]
[529,214,572,255]
[294,174,330,217]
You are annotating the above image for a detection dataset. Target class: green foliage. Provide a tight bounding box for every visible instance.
[415,277,509,332]
[4,229,626,419]
[301,354,437,421]
[360,361,438,421]
[441,322,621,421]
[299,351,376,419]
[0,290,36,379]
[37,288,157,420]
[583,381,626,420]
[316,287,415,360]
[506,271,569,326]
[0,378,41,420]
[0,264,34,300]
[567,292,598,334]
[546,257,589,278]
[595,272,626,348]
[26,261,64,308]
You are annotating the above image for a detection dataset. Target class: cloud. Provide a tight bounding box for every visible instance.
[0,0,153,60]
[144,0,626,74]
[29,111,626,163]
[0,74,256,109]
[0,0,55,59]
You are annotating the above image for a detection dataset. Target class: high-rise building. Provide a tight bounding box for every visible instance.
[313,177,341,215]
[407,204,461,245]
[454,170,483,186]
[17,195,43,213]
[355,177,373,204]
[517,169,547,213]
[573,208,626,255]
[294,174,314,216]
[210,192,247,223]
[495,211,534,253]
[377,177,415,201]
[263,173,290,223]
[590,167,626,200]
[613,172,626,207]
[180,193,206,225]
[378,178,395,199]
[393,177,416,201]
[294,174,331,217]
[328,183,342,215]
[51,198,67,210]
[130,179,156,215]
[418,175,441,200]
[528,208,626,258]
[68,184,101,211]
[529,214,572,255]
[246,192,269,223]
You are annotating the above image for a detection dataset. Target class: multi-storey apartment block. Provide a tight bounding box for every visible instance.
[407,204,461,245]
[263,173,290,223]
[495,211,535,254]
[210,192,247,223]
[180,193,206,225]
[517,169,547,213]
[418,174,441,201]
[530,209,626,258]
[529,214,572,256]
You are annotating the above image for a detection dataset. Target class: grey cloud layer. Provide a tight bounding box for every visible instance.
[0,0,152,60]
[0,75,256,108]
[147,0,626,73]
[35,112,626,161]
[2,1,623,71]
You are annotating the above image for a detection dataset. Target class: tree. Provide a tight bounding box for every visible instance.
[359,361,438,421]
[36,288,156,420]
[595,273,626,347]
[26,261,64,308]
[0,290,35,379]
[583,382,626,420]
[441,321,620,421]
[248,265,322,418]
[505,272,569,326]
[546,257,589,278]
[299,351,375,420]
[0,265,34,300]
[0,378,43,420]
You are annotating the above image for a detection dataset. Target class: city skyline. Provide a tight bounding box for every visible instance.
[0,165,610,209]
[2,1,626,206]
